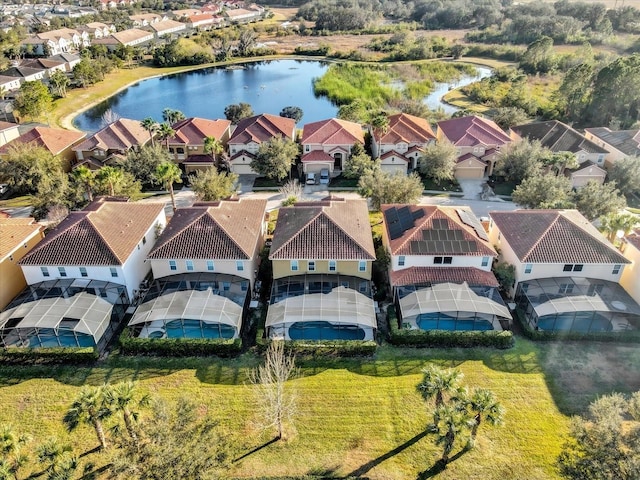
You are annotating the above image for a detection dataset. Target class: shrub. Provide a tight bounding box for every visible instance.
[119,328,242,356]
[387,306,514,349]
[0,347,98,364]
[283,340,377,357]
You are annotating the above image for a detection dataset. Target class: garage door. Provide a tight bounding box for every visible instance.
[381,164,407,175]
[231,164,256,175]
[455,167,484,179]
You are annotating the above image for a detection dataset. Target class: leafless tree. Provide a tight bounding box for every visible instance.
[101,108,121,127]
[278,180,303,206]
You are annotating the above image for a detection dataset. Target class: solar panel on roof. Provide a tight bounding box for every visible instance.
[456,208,490,241]
[422,230,432,240]
[454,230,464,240]
[413,209,425,220]
[469,241,478,252]
[397,206,415,231]
[426,240,436,252]
[389,222,404,240]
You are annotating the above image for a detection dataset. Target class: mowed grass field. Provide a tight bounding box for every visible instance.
[2,340,639,479]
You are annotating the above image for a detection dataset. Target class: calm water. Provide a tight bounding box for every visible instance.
[73,59,490,132]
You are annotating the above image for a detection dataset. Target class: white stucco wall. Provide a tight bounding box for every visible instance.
[620,242,640,304]
[391,254,492,271]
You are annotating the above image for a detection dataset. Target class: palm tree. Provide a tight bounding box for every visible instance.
[203,136,224,167]
[431,403,472,465]
[462,388,505,447]
[156,122,175,149]
[96,166,124,197]
[63,385,112,450]
[417,365,464,408]
[600,212,639,244]
[72,165,95,202]
[0,425,30,479]
[104,381,148,441]
[162,108,185,125]
[155,161,182,212]
[370,112,389,159]
[36,437,76,479]
[140,117,158,147]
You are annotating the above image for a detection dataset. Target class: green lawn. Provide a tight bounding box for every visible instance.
[490,180,517,196]
[421,176,462,192]
[1,340,639,479]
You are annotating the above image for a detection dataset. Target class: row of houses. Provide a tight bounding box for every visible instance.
[1,194,639,349]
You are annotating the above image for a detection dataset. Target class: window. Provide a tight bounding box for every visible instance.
[359,281,368,293]
[524,264,533,274]
[573,264,583,272]
[481,257,490,267]
[207,260,215,271]
[563,264,584,272]
[177,147,185,154]
[241,281,248,291]
[305,145,310,152]
[612,264,621,274]
[328,260,336,272]
[398,255,405,267]
[563,264,573,272]
[308,260,315,272]
[169,260,177,271]
[236,260,244,271]
[186,260,194,271]
[223,282,230,291]
[358,261,366,272]
[110,267,118,278]
[142,236,146,245]
[79,267,88,277]
[58,267,67,277]
[434,257,452,265]
[290,260,298,271]
[588,283,604,296]
[41,266,50,277]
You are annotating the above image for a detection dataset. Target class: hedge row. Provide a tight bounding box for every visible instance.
[387,306,514,349]
[282,340,377,357]
[0,347,98,364]
[119,328,242,357]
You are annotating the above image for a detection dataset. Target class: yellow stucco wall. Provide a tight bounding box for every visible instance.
[272,259,372,280]
[0,229,44,310]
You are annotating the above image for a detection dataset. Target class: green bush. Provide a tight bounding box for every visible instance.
[387,306,514,349]
[0,347,98,364]
[119,328,242,357]
[283,340,377,357]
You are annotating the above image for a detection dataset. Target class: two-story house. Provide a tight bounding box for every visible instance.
[228,114,296,175]
[92,29,154,50]
[166,117,232,173]
[267,197,377,340]
[436,115,513,179]
[300,118,364,176]
[129,198,267,340]
[382,204,510,331]
[583,127,640,168]
[489,209,639,333]
[372,113,436,174]
[149,20,186,38]
[0,199,166,349]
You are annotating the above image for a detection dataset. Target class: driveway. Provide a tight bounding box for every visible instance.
[457,179,485,200]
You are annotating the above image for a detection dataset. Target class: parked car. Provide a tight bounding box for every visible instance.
[319,169,330,184]
[306,172,316,185]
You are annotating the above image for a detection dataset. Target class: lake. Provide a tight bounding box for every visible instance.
[73,59,492,132]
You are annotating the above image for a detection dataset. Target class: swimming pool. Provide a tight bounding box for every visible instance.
[288,321,367,340]
[416,314,494,331]
[26,332,95,348]
[162,320,236,339]
[537,313,613,332]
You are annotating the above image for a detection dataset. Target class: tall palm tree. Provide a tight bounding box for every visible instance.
[162,108,185,125]
[600,212,639,243]
[96,166,124,197]
[370,112,389,159]
[140,117,158,147]
[72,165,95,202]
[203,136,224,167]
[63,385,112,450]
[417,365,464,408]
[103,381,148,441]
[156,122,175,149]
[155,161,182,213]
[462,388,505,447]
[431,403,472,465]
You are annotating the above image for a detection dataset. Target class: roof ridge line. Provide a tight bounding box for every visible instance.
[521,212,561,262]
[88,213,127,265]
[150,208,208,256]
[206,208,252,259]
[324,208,375,259]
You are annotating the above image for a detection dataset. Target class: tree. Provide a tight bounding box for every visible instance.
[250,341,297,440]
[36,438,78,480]
[278,179,303,206]
[0,425,30,480]
[49,70,69,98]
[190,168,238,202]
[555,63,594,122]
[72,166,95,202]
[120,144,171,187]
[156,122,175,148]
[558,391,640,480]
[370,112,390,159]
[72,58,99,88]
[462,388,504,448]
[63,385,112,450]
[0,143,63,194]
[203,136,224,167]
[608,156,640,199]
[237,28,257,57]
[572,181,627,221]
[492,107,529,130]
[430,403,472,465]
[224,103,254,124]
[358,170,423,211]
[417,365,464,408]
[96,166,125,197]
[140,117,158,147]
[12,81,53,120]
[599,212,639,243]
[494,138,546,183]
[511,174,574,209]
[279,106,303,123]
[450,44,467,60]
[155,161,182,212]
[104,381,147,441]
[493,262,515,294]
[251,135,299,181]
[162,108,185,125]
[542,152,579,176]
[343,147,377,179]
[418,141,457,184]
[520,36,556,74]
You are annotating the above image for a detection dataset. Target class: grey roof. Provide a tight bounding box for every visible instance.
[583,127,640,157]
[513,121,608,154]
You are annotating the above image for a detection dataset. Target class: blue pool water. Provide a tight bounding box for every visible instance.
[537,313,613,332]
[163,319,235,339]
[27,333,95,348]
[288,321,366,340]
[416,315,494,331]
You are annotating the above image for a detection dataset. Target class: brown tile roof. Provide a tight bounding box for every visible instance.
[149,198,266,260]
[20,201,164,266]
[512,120,608,154]
[0,121,18,131]
[490,209,629,264]
[301,118,364,146]
[380,113,435,145]
[437,115,511,147]
[269,198,375,260]
[0,217,42,261]
[0,127,85,156]
[229,114,295,145]
[390,267,499,287]
[382,205,496,257]
[72,118,150,153]
[301,150,334,163]
[169,117,231,146]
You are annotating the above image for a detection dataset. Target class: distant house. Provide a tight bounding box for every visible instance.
[72,118,151,169]
[183,13,220,30]
[565,161,607,189]
[373,113,436,174]
[166,117,232,173]
[92,28,154,50]
[23,28,90,55]
[0,75,22,94]
[382,204,510,331]
[300,118,364,176]
[436,115,512,179]
[228,114,296,175]
[224,6,263,23]
[1,66,46,82]
[583,127,640,168]
[489,209,639,333]
[148,19,186,38]
[267,197,377,340]
[78,22,115,39]
[621,230,640,305]
[48,53,81,72]
[0,126,86,172]
[129,13,167,27]
[0,217,44,310]
[19,58,67,78]
[0,121,20,147]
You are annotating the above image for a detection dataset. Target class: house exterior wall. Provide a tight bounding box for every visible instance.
[230,153,257,174]
[150,258,257,285]
[620,242,640,304]
[390,254,491,271]
[0,126,20,147]
[229,141,259,155]
[272,259,372,280]
[570,169,606,188]
[0,229,44,310]
[0,78,22,92]
[582,131,627,167]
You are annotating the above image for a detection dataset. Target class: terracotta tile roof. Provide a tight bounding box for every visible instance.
[490,209,629,264]
[270,198,375,260]
[0,127,85,156]
[182,154,214,164]
[301,118,364,146]
[584,127,640,156]
[456,152,486,164]
[390,267,499,287]
[437,115,511,147]
[383,204,496,257]
[73,118,150,153]
[380,150,409,162]
[229,114,295,145]
[379,113,435,145]
[149,198,266,260]
[0,217,42,261]
[20,201,164,266]
[513,120,608,154]
[169,117,231,145]
[301,150,333,163]
[0,121,18,131]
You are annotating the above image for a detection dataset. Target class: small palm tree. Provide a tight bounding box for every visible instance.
[63,385,112,450]
[104,381,148,441]
[140,117,158,147]
[204,136,224,167]
[155,161,182,212]
[157,122,175,148]
[72,165,95,202]
[96,166,124,197]
[431,403,472,465]
[462,388,505,448]
[600,212,639,244]
[0,425,30,479]
[417,365,464,408]
[370,112,389,159]
[36,437,77,479]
